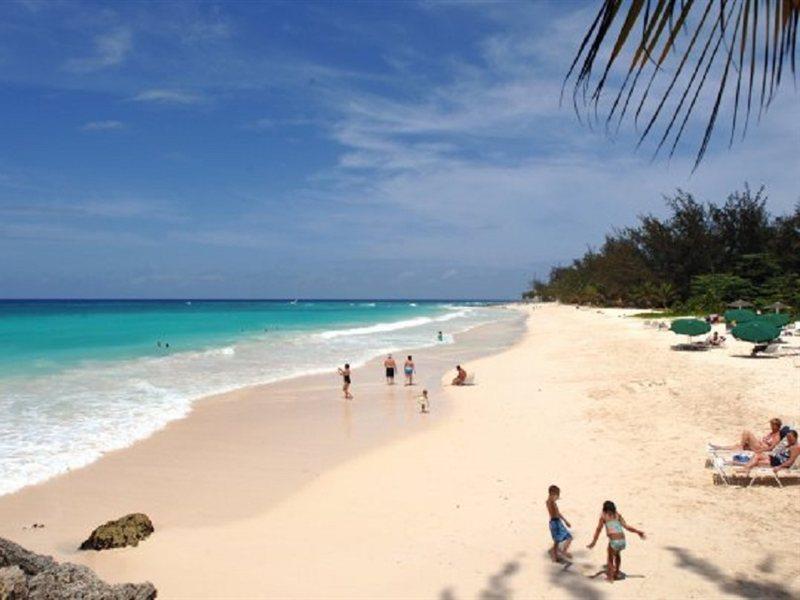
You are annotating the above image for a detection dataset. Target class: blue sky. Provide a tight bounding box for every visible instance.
[1,0,798,299]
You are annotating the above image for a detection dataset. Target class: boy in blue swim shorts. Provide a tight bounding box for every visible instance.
[546,484,573,562]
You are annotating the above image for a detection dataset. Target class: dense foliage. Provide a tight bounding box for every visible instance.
[525,187,800,314]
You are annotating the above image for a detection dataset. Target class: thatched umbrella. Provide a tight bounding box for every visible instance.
[727,299,753,309]
[766,301,790,314]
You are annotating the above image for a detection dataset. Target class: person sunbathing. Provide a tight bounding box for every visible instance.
[740,430,799,474]
[706,331,726,346]
[451,365,468,386]
[709,418,782,452]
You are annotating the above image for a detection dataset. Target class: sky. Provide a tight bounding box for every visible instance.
[1,0,798,300]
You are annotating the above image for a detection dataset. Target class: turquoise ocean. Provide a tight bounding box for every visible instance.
[0,299,513,495]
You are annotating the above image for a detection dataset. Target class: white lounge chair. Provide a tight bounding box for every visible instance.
[710,447,799,488]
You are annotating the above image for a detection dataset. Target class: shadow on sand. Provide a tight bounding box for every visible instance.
[439,557,521,600]
[666,546,794,599]
[547,559,605,600]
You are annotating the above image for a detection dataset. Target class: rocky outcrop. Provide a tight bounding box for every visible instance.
[79,513,154,551]
[0,566,27,599]
[0,537,156,600]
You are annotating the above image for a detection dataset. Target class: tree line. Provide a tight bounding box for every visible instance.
[525,186,800,314]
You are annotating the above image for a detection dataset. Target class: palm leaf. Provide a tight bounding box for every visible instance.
[563,0,800,169]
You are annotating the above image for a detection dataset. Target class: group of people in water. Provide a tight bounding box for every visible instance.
[335,331,469,410]
[547,485,645,582]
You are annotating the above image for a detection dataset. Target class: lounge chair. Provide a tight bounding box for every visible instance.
[709,436,799,487]
[711,455,800,487]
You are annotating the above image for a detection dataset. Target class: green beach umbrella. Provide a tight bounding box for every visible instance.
[724,308,756,324]
[669,318,711,337]
[758,313,790,328]
[731,321,780,344]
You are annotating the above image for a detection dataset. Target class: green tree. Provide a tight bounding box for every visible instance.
[688,274,754,312]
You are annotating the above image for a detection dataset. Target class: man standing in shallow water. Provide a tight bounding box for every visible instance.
[383,354,397,385]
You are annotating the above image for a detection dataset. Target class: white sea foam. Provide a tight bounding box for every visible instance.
[317,309,469,340]
[0,304,512,496]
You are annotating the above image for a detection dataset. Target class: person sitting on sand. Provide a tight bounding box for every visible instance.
[709,418,782,452]
[739,430,799,475]
[337,363,353,400]
[587,500,645,583]
[452,365,467,386]
[546,485,572,562]
[706,331,726,346]
[383,354,397,385]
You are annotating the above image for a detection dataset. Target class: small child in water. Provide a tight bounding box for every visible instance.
[546,485,572,562]
[587,500,645,582]
[418,389,429,413]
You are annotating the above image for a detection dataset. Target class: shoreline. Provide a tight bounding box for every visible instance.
[0,302,518,498]
[0,307,526,551]
[2,304,797,598]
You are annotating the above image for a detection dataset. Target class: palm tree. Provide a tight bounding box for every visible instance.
[564,0,800,170]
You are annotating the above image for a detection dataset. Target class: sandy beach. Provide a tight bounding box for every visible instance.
[1,304,798,598]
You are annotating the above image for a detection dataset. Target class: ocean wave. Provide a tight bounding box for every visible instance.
[318,309,469,340]
[0,303,506,496]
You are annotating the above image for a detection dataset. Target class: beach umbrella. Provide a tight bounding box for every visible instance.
[758,313,790,328]
[766,301,790,313]
[724,308,756,324]
[731,320,780,344]
[669,318,711,337]
[727,299,753,309]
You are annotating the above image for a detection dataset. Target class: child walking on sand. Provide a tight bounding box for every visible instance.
[546,485,572,562]
[587,500,645,582]
[418,389,429,413]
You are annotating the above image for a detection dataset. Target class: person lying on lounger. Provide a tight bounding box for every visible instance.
[709,418,782,452]
[740,430,799,475]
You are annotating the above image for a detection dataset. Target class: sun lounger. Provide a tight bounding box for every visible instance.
[709,444,800,488]
[711,455,800,487]
[672,342,709,351]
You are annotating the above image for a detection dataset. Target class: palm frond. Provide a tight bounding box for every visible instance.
[563,0,800,170]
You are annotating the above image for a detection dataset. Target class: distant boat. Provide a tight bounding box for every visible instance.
[185,301,192,306]
[290,299,298,305]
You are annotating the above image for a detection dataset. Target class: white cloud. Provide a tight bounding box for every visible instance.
[131,89,204,105]
[81,120,125,131]
[303,6,800,270]
[64,29,132,73]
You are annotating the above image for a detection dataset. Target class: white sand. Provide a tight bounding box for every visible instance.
[2,304,798,598]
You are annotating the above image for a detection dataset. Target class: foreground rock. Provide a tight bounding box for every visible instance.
[0,537,156,599]
[79,513,154,551]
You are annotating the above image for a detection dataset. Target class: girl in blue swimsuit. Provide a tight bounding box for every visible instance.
[587,500,646,582]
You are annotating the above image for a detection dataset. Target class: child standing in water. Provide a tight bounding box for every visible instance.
[587,500,645,582]
[337,363,353,400]
[545,485,572,562]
